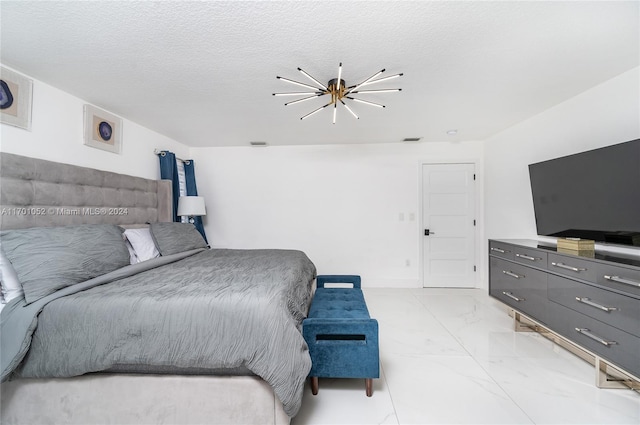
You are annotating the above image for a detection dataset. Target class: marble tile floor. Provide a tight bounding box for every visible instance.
[292,288,640,425]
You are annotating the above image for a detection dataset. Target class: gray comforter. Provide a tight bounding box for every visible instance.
[1,248,316,417]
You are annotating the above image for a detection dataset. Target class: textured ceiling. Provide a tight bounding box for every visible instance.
[1,1,638,147]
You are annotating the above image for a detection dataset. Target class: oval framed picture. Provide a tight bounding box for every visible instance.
[83,104,122,154]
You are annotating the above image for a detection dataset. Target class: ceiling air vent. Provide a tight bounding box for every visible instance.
[250,141,268,147]
[402,137,422,142]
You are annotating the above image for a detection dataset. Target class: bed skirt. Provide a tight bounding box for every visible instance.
[0,374,290,425]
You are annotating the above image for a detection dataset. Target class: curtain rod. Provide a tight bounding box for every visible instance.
[153,149,189,164]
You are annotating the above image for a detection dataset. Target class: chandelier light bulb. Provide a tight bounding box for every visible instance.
[276,76,323,91]
[300,103,330,120]
[284,94,321,106]
[341,100,359,119]
[366,73,404,85]
[347,97,386,108]
[273,92,322,96]
[297,67,328,91]
[350,88,402,94]
[347,69,385,94]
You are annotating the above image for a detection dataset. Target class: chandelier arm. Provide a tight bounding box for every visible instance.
[277,76,325,91]
[300,102,332,120]
[349,89,402,94]
[297,67,329,91]
[332,103,337,124]
[360,73,403,86]
[284,94,326,106]
[344,78,401,92]
[345,96,385,108]
[273,91,324,96]
[344,68,385,96]
[340,99,359,119]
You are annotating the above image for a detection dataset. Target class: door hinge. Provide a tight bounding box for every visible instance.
[474,265,477,272]
[473,219,476,226]
[473,173,476,181]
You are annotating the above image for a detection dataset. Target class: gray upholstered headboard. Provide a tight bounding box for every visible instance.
[0,152,172,230]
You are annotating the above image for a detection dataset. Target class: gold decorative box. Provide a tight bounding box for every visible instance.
[557,238,595,257]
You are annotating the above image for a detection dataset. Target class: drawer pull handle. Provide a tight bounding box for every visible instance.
[575,328,617,346]
[515,253,539,261]
[502,291,524,302]
[503,270,523,279]
[491,247,507,253]
[551,262,586,272]
[575,297,617,312]
[604,275,640,288]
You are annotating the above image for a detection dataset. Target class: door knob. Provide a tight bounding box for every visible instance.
[424,229,435,236]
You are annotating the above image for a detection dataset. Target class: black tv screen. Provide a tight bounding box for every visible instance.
[528,139,640,247]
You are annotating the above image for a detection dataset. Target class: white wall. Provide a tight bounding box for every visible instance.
[0,68,190,179]
[192,142,484,288]
[485,67,640,258]
[6,66,638,289]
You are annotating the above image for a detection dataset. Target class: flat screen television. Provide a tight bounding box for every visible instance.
[528,138,640,247]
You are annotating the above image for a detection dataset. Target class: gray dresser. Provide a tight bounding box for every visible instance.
[489,239,640,380]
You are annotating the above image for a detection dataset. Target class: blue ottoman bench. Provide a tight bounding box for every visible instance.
[302,275,379,396]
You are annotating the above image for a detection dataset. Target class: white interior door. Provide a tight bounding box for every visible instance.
[422,163,476,288]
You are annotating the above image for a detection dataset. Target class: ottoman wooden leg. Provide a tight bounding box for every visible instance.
[365,378,373,397]
[311,377,319,395]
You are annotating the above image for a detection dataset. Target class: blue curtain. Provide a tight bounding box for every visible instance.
[183,160,208,243]
[158,151,180,223]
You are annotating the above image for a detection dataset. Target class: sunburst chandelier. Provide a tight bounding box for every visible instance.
[273,63,402,124]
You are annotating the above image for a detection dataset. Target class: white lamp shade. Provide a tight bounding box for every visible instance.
[177,196,206,216]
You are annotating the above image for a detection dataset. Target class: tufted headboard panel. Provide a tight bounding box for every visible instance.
[0,152,172,230]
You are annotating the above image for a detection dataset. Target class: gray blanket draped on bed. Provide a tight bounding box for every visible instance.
[1,248,316,417]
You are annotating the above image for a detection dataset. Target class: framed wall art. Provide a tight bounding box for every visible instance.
[0,66,33,131]
[83,104,122,154]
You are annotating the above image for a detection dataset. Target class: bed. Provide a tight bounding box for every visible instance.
[0,153,316,425]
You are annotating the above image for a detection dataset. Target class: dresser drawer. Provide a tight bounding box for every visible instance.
[489,257,548,320]
[550,305,640,378]
[512,246,547,268]
[548,253,598,283]
[548,275,640,337]
[595,263,640,298]
[489,241,513,261]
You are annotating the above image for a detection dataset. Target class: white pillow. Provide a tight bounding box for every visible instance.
[124,239,139,265]
[124,228,160,263]
[0,246,24,303]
